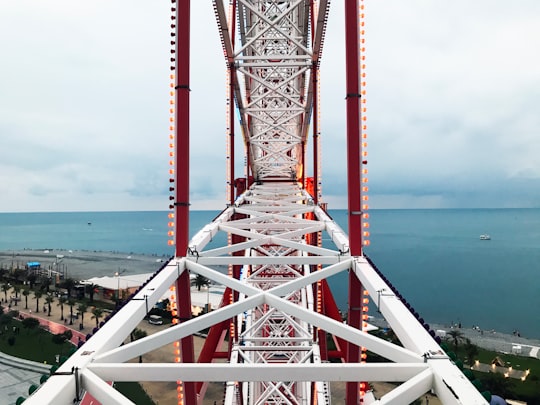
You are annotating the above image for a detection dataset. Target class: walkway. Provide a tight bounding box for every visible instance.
[1,287,98,404]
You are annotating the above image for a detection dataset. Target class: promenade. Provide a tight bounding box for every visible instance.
[2,285,540,404]
[0,286,101,405]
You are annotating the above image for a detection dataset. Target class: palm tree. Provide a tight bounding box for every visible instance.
[26,273,37,289]
[463,338,479,366]
[58,296,68,321]
[447,329,465,352]
[191,274,210,291]
[130,328,148,363]
[91,307,104,328]
[12,285,21,299]
[34,290,43,313]
[40,277,52,293]
[61,278,77,298]
[85,283,99,302]
[1,283,9,301]
[45,295,54,317]
[77,302,88,328]
[67,299,76,325]
[22,288,30,309]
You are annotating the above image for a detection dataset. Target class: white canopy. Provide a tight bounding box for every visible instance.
[80,273,153,291]
[81,273,224,309]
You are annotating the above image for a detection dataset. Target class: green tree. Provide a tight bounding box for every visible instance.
[34,290,43,313]
[40,277,52,293]
[191,274,210,291]
[51,330,73,357]
[26,273,37,289]
[446,329,465,352]
[77,302,88,329]
[12,285,21,299]
[130,328,148,363]
[60,278,77,298]
[91,307,104,328]
[45,295,54,317]
[1,283,9,301]
[57,296,68,321]
[85,283,99,302]
[478,372,515,398]
[22,317,40,334]
[22,288,30,309]
[67,299,76,325]
[0,313,12,329]
[463,338,479,366]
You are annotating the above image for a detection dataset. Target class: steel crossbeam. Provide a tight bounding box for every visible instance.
[27,1,488,404]
[27,183,487,404]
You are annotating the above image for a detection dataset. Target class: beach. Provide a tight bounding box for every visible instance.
[0,249,166,280]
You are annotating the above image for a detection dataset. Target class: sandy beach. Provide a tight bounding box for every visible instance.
[0,249,167,280]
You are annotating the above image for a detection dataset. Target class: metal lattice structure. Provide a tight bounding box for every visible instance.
[26,1,488,404]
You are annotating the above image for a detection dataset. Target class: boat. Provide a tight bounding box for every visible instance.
[480,234,491,240]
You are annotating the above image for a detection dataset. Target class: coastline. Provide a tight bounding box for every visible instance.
[370,317,540,360]
[2,249,540,354]
[0,249,167,280]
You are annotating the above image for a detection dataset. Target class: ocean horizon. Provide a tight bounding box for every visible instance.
[1,208,539,339]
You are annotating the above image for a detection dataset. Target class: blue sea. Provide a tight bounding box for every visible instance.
[0,209,539,339]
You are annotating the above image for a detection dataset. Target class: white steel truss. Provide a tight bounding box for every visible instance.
[229,0,315,181]
[26,1,488,403]
[27,183,487,404]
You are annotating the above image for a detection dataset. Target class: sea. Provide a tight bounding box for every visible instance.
[0,208,539,339]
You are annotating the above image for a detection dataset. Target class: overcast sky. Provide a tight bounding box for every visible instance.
[1,1,539,213]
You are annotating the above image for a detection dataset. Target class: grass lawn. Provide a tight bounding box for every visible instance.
[0,319,73,365]
[0,317,156,404]
[115,382,155,405]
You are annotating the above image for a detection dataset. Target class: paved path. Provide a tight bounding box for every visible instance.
[1,287,101,404]
[0,362,44,405]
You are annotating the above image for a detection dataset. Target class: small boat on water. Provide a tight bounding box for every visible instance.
[480,234,491,240]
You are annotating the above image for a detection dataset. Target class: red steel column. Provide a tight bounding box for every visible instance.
[175,1,196,403]
[312,64,319,203]
[345,0,363,403]
[228,1,236,205]
[345,0,362,256]
[175,0,190,256]
[228,64,235,205]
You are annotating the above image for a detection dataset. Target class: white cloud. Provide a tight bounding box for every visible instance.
[0,0,539,212]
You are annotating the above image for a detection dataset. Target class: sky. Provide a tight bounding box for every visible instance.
[1,0,540,212]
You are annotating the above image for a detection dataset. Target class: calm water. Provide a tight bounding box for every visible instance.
[1,209,539,338]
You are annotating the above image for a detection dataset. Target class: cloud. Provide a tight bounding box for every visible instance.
[0,0,539,212]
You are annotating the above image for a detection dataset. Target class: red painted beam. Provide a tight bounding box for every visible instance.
[345,0,363,257]
[175,0,190,257]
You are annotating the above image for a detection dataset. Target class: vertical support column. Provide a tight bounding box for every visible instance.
[312,64,319,204]
[345,0,362,256]
[346,270,362,404]
[175,1,196,403]
[227,0,237,205]
[344,1,364,401]
[228,64,236,205]
[175,0,190,257]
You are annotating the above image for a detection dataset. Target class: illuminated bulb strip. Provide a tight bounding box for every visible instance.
[225,66,232,203]
[169,283,184,404]
[359,0,369,248]
[316,68,322,202]
[169,4,183,402]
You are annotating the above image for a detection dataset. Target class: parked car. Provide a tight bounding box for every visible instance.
[148,315,163,325]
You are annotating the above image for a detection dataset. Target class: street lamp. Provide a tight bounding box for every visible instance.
[114,269,126,306]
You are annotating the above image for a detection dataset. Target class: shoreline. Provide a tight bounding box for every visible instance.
[370,317,540,359]
[0,248,167,280]
[2,249,540,354]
